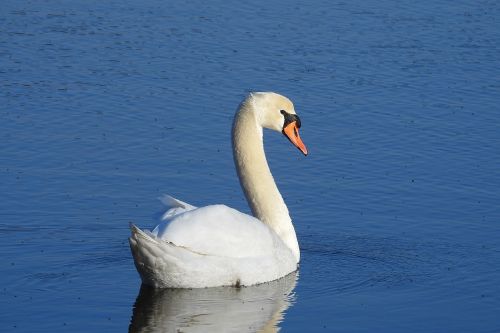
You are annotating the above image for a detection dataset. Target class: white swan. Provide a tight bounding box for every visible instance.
[129,92,308,288]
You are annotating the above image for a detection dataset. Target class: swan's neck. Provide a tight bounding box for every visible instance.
[232,101,300,263]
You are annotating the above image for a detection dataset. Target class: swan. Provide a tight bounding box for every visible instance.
[129,92,308,288]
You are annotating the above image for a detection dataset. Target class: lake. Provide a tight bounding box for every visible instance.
[1,0,499,332]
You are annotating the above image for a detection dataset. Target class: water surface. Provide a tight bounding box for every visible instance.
[1,0,499,332]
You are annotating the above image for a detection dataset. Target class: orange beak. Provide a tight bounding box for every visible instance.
[283,121,308,156]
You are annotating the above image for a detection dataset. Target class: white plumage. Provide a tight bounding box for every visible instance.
[129,92,307,288]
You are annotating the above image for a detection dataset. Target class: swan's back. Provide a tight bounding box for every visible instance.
[153,205,280,258]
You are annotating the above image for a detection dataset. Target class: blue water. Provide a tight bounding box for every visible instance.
[1,0,499,331]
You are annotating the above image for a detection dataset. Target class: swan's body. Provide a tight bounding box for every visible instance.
[129,92,307,288]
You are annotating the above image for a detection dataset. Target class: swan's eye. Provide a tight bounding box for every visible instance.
[280,110,287,115]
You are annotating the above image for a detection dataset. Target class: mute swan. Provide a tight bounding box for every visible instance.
[129,92,307,288]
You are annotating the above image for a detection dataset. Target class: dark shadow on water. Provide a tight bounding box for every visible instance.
[129,271,298,333]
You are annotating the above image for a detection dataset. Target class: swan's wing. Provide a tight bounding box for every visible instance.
[147,203,294,268]
[158,194,197,221]
[155,204,283,259]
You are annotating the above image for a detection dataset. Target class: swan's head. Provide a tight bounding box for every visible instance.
[250,92,308,156]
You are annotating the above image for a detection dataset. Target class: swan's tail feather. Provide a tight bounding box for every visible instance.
[130,224,154,274]
[157,195,197,221]
[158,194,196,210]
[129,223,208,288]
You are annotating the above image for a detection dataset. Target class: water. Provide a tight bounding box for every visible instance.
[1,0,499,331]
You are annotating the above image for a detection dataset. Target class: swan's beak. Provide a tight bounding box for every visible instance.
[283,121,308,156]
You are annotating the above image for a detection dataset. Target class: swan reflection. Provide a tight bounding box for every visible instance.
[129,271,297,333]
